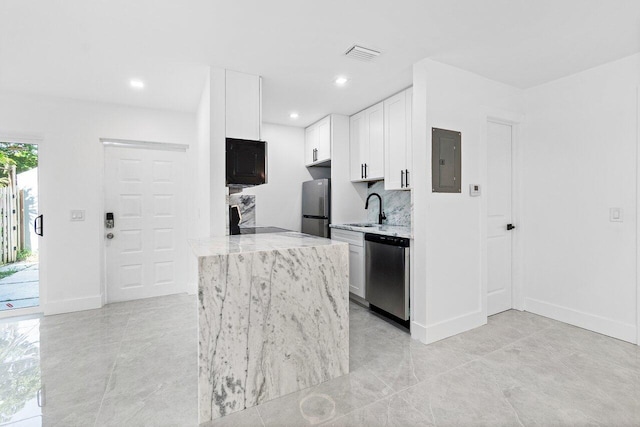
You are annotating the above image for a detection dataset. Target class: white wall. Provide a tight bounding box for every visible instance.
[412,59,524,343]
[0,92,195,314]
[241,123,313,231]
[522,53,640,343]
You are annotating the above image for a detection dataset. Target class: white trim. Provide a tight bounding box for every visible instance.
[0,306,43,320]
[636,86,640,346]
[101,138,188,152]
[43,294,103,316]
[480,107,525,321]
[424,310,485,344]
[0,131,43,145]
[526,297,637,344]
[410,319,427,343]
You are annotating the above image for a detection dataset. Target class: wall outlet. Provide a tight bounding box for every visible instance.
[71,210,85,221]
[609,208,623,222]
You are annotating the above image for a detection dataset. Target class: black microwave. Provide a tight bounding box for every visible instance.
[226,138,267,187]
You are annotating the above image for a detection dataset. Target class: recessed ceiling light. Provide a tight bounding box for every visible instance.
[335,76,348,86]
[130,79,145,89]
[289,112,299,119]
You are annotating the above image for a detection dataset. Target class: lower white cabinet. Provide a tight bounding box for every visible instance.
[331,229,365,299]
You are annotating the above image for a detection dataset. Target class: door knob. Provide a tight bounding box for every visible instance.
[106,233,115,239]
[506,224,515,231]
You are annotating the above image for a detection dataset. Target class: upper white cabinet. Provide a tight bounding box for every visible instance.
[384,88,412,190]
[305,116,331,166]
[350,102,384,181]
[226,70,261,140]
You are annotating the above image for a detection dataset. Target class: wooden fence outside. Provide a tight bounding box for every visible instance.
[0,165,24,264]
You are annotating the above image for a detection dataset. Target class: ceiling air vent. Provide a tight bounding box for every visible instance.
[344,45,381,62]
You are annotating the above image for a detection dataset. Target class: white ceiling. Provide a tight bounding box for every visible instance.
[1,0,639,127]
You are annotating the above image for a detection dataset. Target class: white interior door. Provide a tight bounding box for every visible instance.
[487,121,514,315]
[104,145,187,303]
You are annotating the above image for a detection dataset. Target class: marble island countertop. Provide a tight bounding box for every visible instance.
[189,231,346,257]
[193,230,349,422]
[330,223,412,239]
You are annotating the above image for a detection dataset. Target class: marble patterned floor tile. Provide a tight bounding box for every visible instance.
[201,407,264,427]
[537,321,640,373]
[40,397,102,427]
[398,360,523,426]
[478,336,638,426]
[4,296,640,427]
[323,394,434,427]
[256,367,393,427]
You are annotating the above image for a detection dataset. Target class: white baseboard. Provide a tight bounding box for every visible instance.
[411,320,427,342]
[424,310,486,344]
[44,294,103,316]
[525,297,637,344]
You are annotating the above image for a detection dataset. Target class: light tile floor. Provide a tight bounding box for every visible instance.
[1,294,639,426]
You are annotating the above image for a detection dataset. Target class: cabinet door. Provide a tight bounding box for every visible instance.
[304,124,318,166]
[225,70,261,140]
[365,102,384,180]
[384,91,408,190]
[316,116,331,162]
[350,111,366,181]
[404,88,413,189]
[348,244,365,298]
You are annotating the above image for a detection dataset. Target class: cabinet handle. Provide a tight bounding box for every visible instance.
[361,164,364,179]
[405,169,409,187]
[401,170,404,188]
[364,163,368,179]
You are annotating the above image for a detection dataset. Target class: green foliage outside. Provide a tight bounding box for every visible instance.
[16,249,31,262]
[0,267,18,280]
[0,143,38,174]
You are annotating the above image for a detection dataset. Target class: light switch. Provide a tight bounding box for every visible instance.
[469,184,481,197]
[609,208,623,222]
[71,210,85,221]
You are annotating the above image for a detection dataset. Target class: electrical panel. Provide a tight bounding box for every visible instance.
[432,128,461,193]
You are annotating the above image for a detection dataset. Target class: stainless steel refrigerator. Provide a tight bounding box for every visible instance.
[301,179,330,237]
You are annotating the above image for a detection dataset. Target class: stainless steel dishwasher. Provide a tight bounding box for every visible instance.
[365,233,410,320]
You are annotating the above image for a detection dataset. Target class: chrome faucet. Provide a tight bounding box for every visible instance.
[365,193,387,225]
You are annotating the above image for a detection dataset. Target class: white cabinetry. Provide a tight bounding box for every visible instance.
[305,116,331,166]
[350,102,384,181]
[331,229,365,299]
[384,88,412,190]
[225,70,261,140]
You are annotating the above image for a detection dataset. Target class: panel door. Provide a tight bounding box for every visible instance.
[225,70,261,140]
[384,90,408,190]
[365,102,384,180]
[104,146,187,303]
[404,88,413,189]
[304,124,318,165]
[349,111,366,181]
[316,116,331,163]
[486,121,513,315]
[348,244,365,299]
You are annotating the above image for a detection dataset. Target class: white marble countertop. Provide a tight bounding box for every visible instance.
[330,223,412,239]
[189,231,346,257]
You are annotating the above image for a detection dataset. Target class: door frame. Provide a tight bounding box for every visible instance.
[480,108,525,320]
[0,131,44,319]
[100,138,189,304]
[636,86,640,345]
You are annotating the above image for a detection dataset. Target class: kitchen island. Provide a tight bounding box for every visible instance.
[190,231,349,423]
